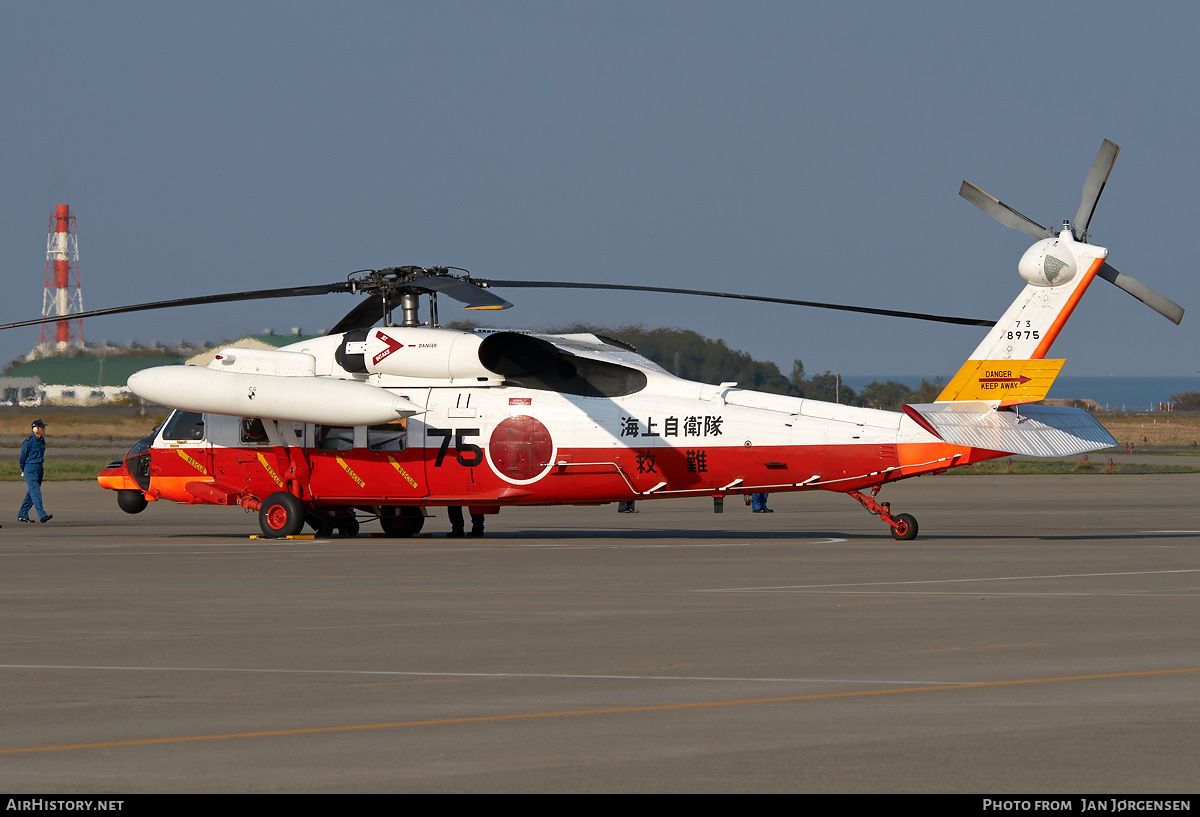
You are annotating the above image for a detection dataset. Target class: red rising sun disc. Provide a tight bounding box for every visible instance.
[489,415,553,482]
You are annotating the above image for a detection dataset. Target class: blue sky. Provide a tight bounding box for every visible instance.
[1,2,1196,378]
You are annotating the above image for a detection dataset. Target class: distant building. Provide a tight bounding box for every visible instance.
[0,330,323,406]
[0,376,43,406]
[3,356,183,405]
[184,330,322,366]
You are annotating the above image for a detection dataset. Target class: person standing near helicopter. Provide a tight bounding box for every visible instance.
[447,506,484,537]
[17,419,51,524]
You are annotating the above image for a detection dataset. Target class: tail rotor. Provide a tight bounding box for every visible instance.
[961,139,1184,325]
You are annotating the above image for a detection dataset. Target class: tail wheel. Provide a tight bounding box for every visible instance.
[260,491,305,538]
[379,507,425,537]
[890,513,919,541]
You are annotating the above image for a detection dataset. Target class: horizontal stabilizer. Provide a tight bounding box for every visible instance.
[903,402,1116,457]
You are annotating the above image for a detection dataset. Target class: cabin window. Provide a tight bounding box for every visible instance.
[240,418,269,445]
[315,425,354,451]
[161,410,205,441]
[367,421,406,452]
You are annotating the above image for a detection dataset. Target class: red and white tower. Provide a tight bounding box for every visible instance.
[42,203,83,348]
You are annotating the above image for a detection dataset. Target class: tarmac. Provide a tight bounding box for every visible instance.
[1,475,1198,793]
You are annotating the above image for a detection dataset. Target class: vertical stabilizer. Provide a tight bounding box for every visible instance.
[937,229,1105,405]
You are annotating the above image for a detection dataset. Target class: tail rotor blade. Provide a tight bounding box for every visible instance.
[1074,139,1121,241]
[1096,262,1185,325]
[959,181,1053,240]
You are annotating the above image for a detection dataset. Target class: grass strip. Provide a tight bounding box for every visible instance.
[945,461,1200,475]
[0,458,113,482]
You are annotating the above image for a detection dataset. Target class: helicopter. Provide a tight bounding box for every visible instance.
[2,140,1183,540]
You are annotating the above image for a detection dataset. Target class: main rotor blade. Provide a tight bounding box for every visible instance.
[327,293,384,335]
[1074,139,1120,241]
[959,180,1054,241]
[1096,262,1185,325]
[409,276,513,310]
[0,283,354,332]
[481,280,995,327]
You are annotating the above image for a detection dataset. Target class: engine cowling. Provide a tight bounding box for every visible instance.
[362,327,495,380]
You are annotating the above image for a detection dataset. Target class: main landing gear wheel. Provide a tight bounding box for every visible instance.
[259,491,305,538]
[379,507,425,537]
[890,513,918,541]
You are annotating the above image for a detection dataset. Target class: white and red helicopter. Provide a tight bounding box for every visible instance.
[3,140,1183,539]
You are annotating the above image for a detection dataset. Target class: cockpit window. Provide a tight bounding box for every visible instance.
[161,410,205,441]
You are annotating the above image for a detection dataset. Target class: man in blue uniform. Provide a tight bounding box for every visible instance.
[18,419,51,524]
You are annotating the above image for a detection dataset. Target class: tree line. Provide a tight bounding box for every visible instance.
[550,324,945,410]
[1169,392,1200,411]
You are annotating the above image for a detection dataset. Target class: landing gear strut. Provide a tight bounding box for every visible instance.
[847,486,919,541]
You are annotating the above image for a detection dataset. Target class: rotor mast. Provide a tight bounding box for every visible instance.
[398,292,422,327]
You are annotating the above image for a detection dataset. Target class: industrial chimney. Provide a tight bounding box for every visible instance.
[42,204,83,348]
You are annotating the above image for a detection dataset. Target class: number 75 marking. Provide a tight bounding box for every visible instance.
[428,428,484,467]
